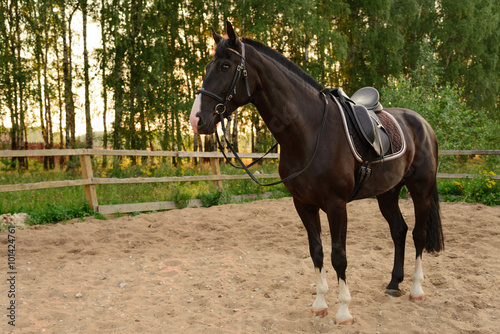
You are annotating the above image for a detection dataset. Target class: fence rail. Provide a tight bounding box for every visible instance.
[0,149,280,213]
[0,148,280,159]
[0,149,498,214]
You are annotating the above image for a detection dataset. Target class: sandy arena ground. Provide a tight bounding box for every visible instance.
[1,198,499,333]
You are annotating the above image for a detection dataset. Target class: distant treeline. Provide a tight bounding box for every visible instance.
[1,0,498,168]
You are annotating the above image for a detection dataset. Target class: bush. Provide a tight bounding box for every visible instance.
[462,172,499,206]
[26,202,93,225]
[438,172,499,206]
[199,190,229,207]
[171,184,194,209]
[380,42,499,151]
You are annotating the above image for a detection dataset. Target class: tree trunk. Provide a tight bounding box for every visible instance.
[111,0,124,151]
[43,1,54,169]
[83,0,92,149]
[35,17,47,168]
[231,112,239,160]
[61,1,71,149]
[3,1,17,161]
[193,133,201,165]
[101,0,108,166]
[67,5,78,149]
[251,112,262,154]
[54,29,65,167]
[15,0,26,168]
[203,135,216,163]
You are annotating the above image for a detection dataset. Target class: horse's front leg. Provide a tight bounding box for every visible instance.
[293,198,329,317]
[327,201,354,325]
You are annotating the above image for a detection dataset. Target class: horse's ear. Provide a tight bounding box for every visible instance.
[226,21,239,46]
[211,28,222,45]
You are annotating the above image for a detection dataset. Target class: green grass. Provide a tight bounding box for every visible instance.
[1,155,498,225]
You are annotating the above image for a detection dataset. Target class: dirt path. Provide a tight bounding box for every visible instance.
[1,198,499,333]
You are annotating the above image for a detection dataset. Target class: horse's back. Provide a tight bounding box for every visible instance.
[384,107,429,126]
[384,107,439,184]
[383,107,438,149]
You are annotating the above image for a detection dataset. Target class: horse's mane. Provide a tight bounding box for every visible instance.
[241,38,324,92]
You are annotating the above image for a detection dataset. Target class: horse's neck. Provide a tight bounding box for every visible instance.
[250,56,325,156]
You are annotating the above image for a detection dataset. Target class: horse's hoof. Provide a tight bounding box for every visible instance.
[335,316,354,325]
[311,308,328,318]
[385,289,403,297]
[409,294,425,301]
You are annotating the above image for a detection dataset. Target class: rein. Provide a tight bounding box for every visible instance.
[216,92,330,187]
[197,42,330,187]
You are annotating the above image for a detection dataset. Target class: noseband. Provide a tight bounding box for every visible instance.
[197,43,251,116]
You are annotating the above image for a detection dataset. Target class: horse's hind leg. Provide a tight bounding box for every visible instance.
[376,183,408,296]
[293,198,329,317]
[406,177,444,301]
[405,185,430,301]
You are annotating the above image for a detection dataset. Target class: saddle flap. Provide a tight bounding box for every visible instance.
[352,105,390,157]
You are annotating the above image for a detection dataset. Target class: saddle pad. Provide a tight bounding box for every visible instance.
[333,97,406,163]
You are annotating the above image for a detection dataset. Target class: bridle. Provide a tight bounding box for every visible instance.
[197,42,251,116]
[196,42,330,187]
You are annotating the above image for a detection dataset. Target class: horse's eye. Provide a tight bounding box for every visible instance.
[221,64,230,72]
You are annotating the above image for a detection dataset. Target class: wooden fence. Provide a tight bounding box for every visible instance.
[0,149,498,214]
[0,149,280,214]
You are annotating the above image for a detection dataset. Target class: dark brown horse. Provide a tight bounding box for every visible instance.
[190,22,444,324]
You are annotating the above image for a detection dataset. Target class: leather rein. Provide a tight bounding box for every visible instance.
[197,42,330,187]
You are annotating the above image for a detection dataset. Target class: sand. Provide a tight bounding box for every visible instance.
[1,198,499,333]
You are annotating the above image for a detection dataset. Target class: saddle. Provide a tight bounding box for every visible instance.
[324,86,406,202]
[328,87,390,160]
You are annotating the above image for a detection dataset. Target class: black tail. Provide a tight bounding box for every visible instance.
[425,185,444,252]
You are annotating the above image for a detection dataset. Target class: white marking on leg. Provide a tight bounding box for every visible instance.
[312,267,328,311]
[410,256,425,300]
[335,279,353,324]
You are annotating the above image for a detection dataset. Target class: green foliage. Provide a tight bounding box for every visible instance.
[26,202,93,225]
[0,158,13,171]
[438,172,499,206]
[380,42,499,151]
[93,212,107,220]
[171,184,193,209]
[435,0,500,112]
[199,190,228,208]
[399,185,409,199]
[1,0,498,158]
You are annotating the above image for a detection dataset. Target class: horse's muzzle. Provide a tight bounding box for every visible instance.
[190,95,203,134]
[190,94,224,134]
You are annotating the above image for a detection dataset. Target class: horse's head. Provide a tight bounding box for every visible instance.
[190,21,253,134]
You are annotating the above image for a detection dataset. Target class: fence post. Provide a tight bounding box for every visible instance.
[80,153,98,211]
[210,157,223,189]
